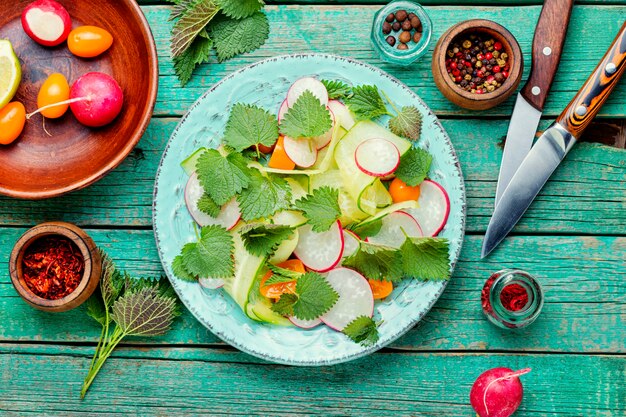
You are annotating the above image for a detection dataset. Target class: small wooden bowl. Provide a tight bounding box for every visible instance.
[0,0,158,199]
[432,19,523,110]
[9,222,102,312]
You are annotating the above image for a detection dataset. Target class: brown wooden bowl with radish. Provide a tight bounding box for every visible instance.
[0,0,158,199]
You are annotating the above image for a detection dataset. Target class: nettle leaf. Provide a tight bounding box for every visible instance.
[111,285,180,336]
[196,149,251,205]
[173,34,213,87]
[271,293,298,316]
[237,170,291,221]
[345,85,390,120]
[170,0,219,58]
[240,223,295,257]
[321,79,352,100]
[280,91,333,138]
[86,292,107,326]
[168,0,196,21]
[180,225,235,278]
[292,272,338,320]
[342,316,379,346]
[389,106,423,141]
[293,186,341,232]
[216,0,264,19]
[265,264,302,285]
[343,241,404,283]
[400,237,450,281]
[99,250,125,310]
[210,12,269,62]
[172,254,198,281]
[347,218,383,239]
[224,103,279,152]
[394,147,433,187]
[197,193,221,217]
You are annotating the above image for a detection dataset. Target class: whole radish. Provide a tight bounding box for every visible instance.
[21,0,72,47]
[69,72,123,127]
[470,367,531,417]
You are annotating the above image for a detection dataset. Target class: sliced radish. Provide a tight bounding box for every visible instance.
[21,0,72,47]
[287,77,329,107]
[277,99,288,122]
[199,277,225,289]
[310,108,335,150]
[320,267,374,331]
[342,229,360,258]
[283,136,318,168]
[293,221,344,272]
[355,138,400,177]
[367,211,423,248]
[185,173,241,230]
[288,316,322,329]
[328,100,355,130]
[404,180,451,237]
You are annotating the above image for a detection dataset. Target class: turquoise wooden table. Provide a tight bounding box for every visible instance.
[1,1,624,415]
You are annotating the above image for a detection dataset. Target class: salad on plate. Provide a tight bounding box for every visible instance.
[170,76,451,346]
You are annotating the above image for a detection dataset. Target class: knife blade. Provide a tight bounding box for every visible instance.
[495,0,574,206]
[482,22,626,258]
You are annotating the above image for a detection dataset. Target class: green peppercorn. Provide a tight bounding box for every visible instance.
[462,40,472,49]
[492,51,500,58]
[475,61,483,68]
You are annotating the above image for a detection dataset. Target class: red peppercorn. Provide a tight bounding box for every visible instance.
[464,61,472,68]
[452,69,461,77]
[477,53,484,60]
[446,58,452,65]
[486,75,495,82]
[476,89,484,94]
[504,65,510,71]
[476,70,484,78]
[494,42,502,51]
[493,65,501,73]
[485,52,493,60]
[450,62,457,70]
[456,52,463,57]
[455,76,462,83]
[502,71,509,78]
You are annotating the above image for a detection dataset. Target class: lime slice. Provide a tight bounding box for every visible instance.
[0,40,21,109]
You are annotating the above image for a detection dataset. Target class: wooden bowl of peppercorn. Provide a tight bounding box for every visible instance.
[9,221,102,312]
[432,19,523,110]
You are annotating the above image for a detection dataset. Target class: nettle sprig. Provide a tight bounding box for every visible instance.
[167,0,270,86]
[82,250,181,398]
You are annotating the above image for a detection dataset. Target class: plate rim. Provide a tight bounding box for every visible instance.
[152,53,467,366]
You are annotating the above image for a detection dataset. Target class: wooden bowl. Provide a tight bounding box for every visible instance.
[432,19,523,110]
[9,222,102,312]
[0,0,158,199]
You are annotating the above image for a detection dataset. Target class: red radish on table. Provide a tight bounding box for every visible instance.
[283,136,318,168]
[21,0,71,47]
[403,180,450,236]
[355,138,400,177]
[287,77,329,107]
[367,211,423,248]
[69,72,123,127]
[320,267,374,331]
[184,173,241,230]
[293,221,344,272]
[470,367,531,417]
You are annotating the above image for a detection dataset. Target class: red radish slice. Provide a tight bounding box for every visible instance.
[342,229,360,258]
[21,0,71,47]
[310,109,335,150]
[199,277,225,289]
[287,77,329,107]
[184,173,241,230]
[293,221,344,272]
[277,99,288,122]
[328,100,355,130]
[320,267,374,331]
[355,138,400,177]
[288,316,322,329]
[403,180,450,237]
[367,211,423,248]
[283,136,318,168]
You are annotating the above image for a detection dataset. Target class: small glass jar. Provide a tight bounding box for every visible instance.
[481,269,544,329]
[370,0,432,66]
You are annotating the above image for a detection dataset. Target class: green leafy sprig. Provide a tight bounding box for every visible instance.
[271,272,339,320]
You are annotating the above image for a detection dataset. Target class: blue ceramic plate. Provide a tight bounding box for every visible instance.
[153,54,466,365]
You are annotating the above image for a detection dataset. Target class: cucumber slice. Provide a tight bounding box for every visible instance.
[180,147,207,176]
[285,177,307,202]
[353,200,419,230]
[309,169,368,223]
[272,210,308,228]
[268,228,299,264]
[248,298,291,325]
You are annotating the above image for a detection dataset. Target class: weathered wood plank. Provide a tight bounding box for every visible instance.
[0,345,623,416]
[1,229,623,353]
[143,5,626,117]
[1,118,623,234]
[139,1,626,8]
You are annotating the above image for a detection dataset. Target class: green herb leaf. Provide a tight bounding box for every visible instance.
[180,225,235,278]
[173,34,212,86]
[347,218,383,239]
[197,193,221,217]
[210,12,269,62]
[394,148,433,187]
[240,223,295,257]
[292,272,339,320]
[237,169,291,221]
[86,292,107,326]
[294,186,341,232]
[168,0,197,21]
[321,79,352,100]
[400,237,450,281]
[170,0,219,58]
[389,106,423,141]
[224,103,279,152]
[271,293,298,316]
[265,263,302,285]
[215,0,263,19]
[172,254,198,281]
[345,85,389,120]
[280,91,333,138]
[342,316,379,346]
[343,241,404,283]
[99,250,125,310]
[196,149,251,205]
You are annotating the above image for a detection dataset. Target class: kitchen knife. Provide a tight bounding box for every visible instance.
[482,21,626,258]
[495,0,574,207]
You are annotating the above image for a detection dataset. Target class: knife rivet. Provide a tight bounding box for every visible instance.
[531,86,541,96]
[543,47,552,56]
[605,63,617,75]
[575,105,587,116]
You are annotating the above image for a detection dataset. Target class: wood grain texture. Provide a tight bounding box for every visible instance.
[520,0,574,110]
[1,229,623,353]
[143,5,626,117]
[0,345,623,416]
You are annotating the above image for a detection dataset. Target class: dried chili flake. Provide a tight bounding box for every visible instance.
[22,236,84,300]
[499,283,529,312]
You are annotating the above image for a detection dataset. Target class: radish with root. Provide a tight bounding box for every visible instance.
[21,0,71,47]
[470,367,531,417]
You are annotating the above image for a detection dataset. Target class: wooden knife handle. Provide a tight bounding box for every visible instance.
[556,22,626,139]
[520,0,574,110]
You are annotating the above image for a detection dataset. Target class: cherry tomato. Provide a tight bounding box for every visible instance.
[37,73,70,118]
[268,136,296,170]
[389,177,421,203]
[0,102,26,145]
[368,279,393,299]
[67,26,113,58]
[260,259,305,299]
